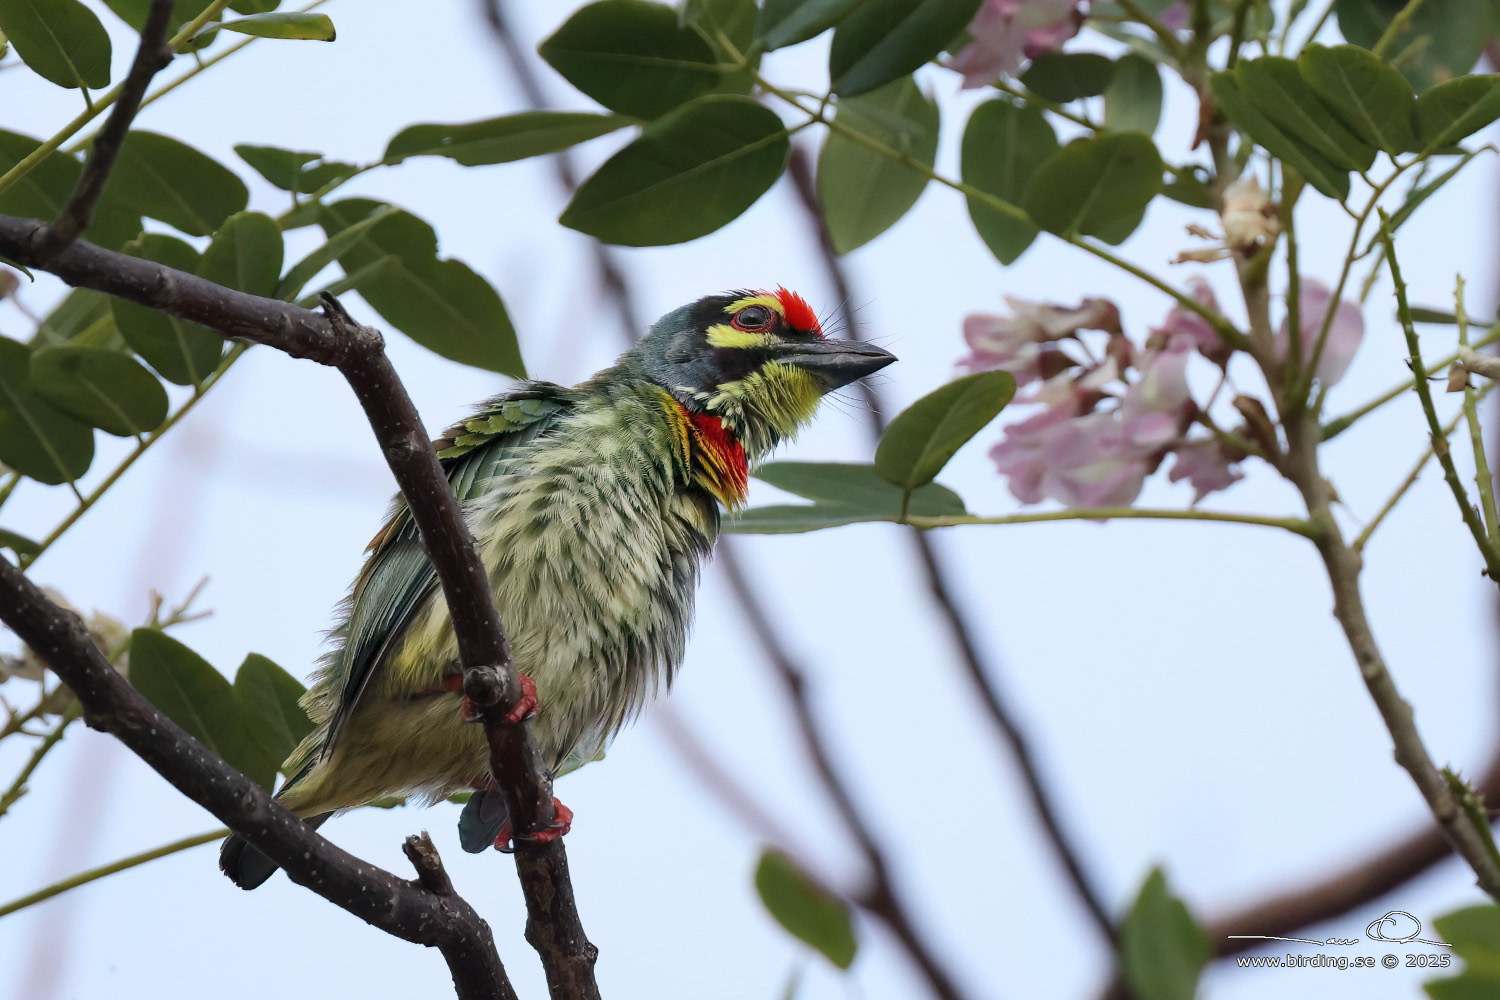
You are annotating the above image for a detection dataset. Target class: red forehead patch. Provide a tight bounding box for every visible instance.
[773,287,821,336]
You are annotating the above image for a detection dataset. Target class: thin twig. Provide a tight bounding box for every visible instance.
[0,701,80,817]
[1372,0,1429,59]
[903,508,1319,535]
[1353,396,1479,552]
[1456,278,1499,544]
[30,0,175,262]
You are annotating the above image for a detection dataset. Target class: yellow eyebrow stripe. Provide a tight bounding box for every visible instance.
[705,323,779,349]
[724,294,783,317]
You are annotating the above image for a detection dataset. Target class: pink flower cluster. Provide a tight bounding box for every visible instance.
[963,278,1368,508]
[962,285,1244,506]
[949,0,1084,87]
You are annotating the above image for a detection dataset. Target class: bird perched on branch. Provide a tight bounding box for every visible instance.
[220,288,894,888]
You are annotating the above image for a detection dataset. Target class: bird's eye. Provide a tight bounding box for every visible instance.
[732,305,773,331]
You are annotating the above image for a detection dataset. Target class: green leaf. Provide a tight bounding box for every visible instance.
[728,461,966,533]
[216,12,334,40]
[101,0,214,36]
[1414,75,1500,152]
[275,203,395,301]
[1104,53,1163,135]
[112,234,224,386]
[320,200,524,376]
[1120,868,1210,1000]
[234,144,317,189]
[818,75,938,253]
[0,130,141,251]
[1335,0,1488,92]
[111,131,249,237]
[829,0,982,97]
[1297,44,1415,155]
[874,371,1016,489]
[197,211,283,297]
[1022,130,1162,239]
[560,95,788,246]
[754,850,857,969]
[0,527,40,556]
[0,337,92,484]
[383,112,632,166]
[1210,71,1350,200]
[229,0,281,12]
[539,0,721,119]
[232,653,313,779]
[683,0,759,97]
[1021,51,1115,103]
[1234,56,1376,172]
[34,289,119,348]
[960,100,1055,264]
[130,629,277,790]
[754,0,864,51]
[1427,905,1500,998]
[29,345,168,437]
[0,0,110,90]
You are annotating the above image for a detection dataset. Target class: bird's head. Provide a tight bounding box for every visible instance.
[631,287,896,456]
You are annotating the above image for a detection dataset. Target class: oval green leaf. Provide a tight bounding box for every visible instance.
[1104,53,1163,136]
[1297,43,1414,155]
[1234,56,1376,172]
[730,461,965,532]
[1414,74,1500,152]
[0,130,141,250]
[0,0,111,90]
[829,0,982,97]
[198,210,284,297]
[234,144,319,189]
[111,131,249,237]
[319,200,524,376]
[1334,0,1487,92]
[130,628,277,790]
[1209,71,1350,200]
[29,345,168,436]
[754,0,864,52]
[1022,130,1162,239]
[383,112,632,166]
[874,371,1015,489]
[960,100,1056,265]
[818,75,938,253]
[216,11,334,40]
[35,288,120,349]
[0,336,94,484]
[754,850,857,969]
[1121,868,1210,1000]
[275,203,396,301]
[1021,51,1115,103]
[539,0,721,119]
[112,234,225,386]
[232,652,313,778]
[560,95,789,246]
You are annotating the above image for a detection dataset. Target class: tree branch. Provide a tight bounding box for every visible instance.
[30,0,175,262]
[0,213,599,997]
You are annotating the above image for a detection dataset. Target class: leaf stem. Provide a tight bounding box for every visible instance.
[1456,276,1499,544]
[1321,325,1500,438]
[0,701,80,819]
[904,507,1319,537]
[0,827,227,918]
[1377,210,1500,578]
[1372,0,1429,59]
[1116,0,1186,61]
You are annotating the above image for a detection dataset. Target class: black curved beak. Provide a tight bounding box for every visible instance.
[774,339,897,390]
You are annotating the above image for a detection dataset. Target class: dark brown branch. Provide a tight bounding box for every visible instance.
[31,0,175,262]
[787,145,1119,945]
[0,556,512,1000]
[0,213,598,997]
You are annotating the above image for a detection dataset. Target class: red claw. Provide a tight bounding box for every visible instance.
[502,674,539,725]
[493,797,574,852]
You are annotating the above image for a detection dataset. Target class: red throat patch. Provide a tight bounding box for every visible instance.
[774,287,821,337]
[687,410,749,507]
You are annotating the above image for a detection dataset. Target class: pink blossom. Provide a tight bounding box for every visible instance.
[1038,412,1151,507]
[958,295,1120,385]
[1151,276,1228,365]
[990,402,1078,503]
[1168,439,1244,500]
[1275,279,1364,386]
[1157,1,1190,30]
[1119,337,1193,447]
[949,0,1083,88]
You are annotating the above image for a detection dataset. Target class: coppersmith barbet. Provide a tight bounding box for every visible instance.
[220,288,894,888]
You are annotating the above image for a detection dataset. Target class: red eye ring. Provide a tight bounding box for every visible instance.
[731,305,773,331]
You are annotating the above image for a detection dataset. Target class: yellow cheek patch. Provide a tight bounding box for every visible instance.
[724,294,784,318]
[705,323,779,349]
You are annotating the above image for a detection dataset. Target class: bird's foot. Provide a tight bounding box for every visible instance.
[493,797,573,853]
[436,673,537,724]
